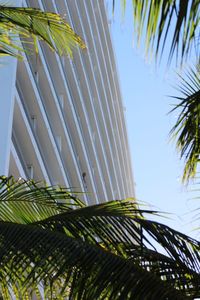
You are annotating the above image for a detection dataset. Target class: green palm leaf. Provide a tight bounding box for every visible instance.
[0,177,199,298]
[0,176,85,223]
[170,63,200,182]
[0,5,85,58]
[113,0,199,64]
[36,200,200,298]
[0,222,192,300]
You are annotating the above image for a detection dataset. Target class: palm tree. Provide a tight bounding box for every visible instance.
[0,5,85,59]
[113,0,200,182]
[0,176,199,299]
[113,0,199,65]
[0,4,199,299]
[170,64,200,182]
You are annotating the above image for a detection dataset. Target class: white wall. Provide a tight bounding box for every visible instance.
[0,0,22,175]
[0,56,18,175]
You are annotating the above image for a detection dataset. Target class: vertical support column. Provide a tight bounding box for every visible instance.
[0,0,22,175]
[0,56,18,175]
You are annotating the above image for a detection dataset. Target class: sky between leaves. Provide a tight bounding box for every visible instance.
[106,1,199,239]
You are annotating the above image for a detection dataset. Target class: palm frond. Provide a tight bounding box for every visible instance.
[0,177,199,298]
[169,63,200,182]
[0,221,192,300]
[0,176,85,223]
[113,0,200,64]
[36,200,200,298]
[0,5,85,58]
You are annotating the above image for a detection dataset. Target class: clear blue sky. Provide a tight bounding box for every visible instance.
[107,1,199,238]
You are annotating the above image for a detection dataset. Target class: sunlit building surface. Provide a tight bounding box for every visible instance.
[1,0,135,204]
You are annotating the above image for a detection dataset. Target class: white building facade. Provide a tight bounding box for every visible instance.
[0,0,135,205]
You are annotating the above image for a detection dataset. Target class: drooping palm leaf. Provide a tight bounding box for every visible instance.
[0,222,192,300]
[0,177,199,298]
[0,5,85,58]
[0,176,85,223]
[170,63,200,182]
[113,0,200,64]
[36,200,200,298]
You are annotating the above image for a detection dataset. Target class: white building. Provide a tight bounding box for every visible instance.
[0,0,135,205]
